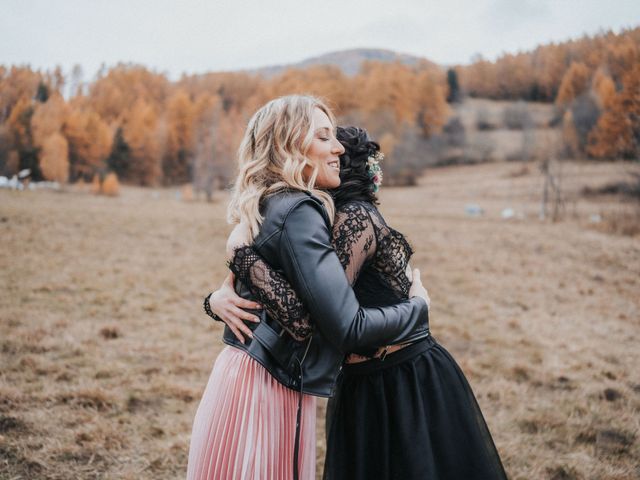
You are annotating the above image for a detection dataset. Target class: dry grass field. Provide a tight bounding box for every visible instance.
[1,160,639,479]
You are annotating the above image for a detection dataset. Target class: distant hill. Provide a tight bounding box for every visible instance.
[249,48,438,77]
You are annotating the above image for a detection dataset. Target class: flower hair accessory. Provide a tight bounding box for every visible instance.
[367,151,384,192]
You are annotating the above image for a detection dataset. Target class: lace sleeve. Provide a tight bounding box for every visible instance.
[331,202,377,285]
[227,202,377,342]
[228,245,312,342]
[366,206,414,298]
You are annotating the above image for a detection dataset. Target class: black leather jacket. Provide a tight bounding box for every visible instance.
[223,190,429,397]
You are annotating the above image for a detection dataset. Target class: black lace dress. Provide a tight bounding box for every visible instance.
[230,200,508,480]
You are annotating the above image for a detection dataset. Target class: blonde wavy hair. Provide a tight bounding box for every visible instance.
[227,95,337,240]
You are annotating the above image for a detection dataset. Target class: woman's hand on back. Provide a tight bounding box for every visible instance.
[208,272,261,343]
[205,220,263,343]
[409,268,431,311]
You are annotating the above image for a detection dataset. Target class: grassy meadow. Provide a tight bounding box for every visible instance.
[1,159,639,479]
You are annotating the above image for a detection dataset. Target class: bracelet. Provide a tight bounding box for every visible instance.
[203,293,223,322]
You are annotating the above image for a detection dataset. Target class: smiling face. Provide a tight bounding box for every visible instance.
[303,107,345,189]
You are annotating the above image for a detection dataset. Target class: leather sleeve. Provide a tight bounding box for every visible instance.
[277,198,429,353]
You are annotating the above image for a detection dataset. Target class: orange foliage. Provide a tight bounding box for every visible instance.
[556,62,590,108]
[31,93,69,149]
[0,52,453,187]
[5,96,33,152]
[122,99,163,186]
[415,70,449,136]
[40,133,69,183]
[63,107,112,181]
[591,69,617,109]
[163,90,196,184]
[101,172,120,196]
[264,65,354,114]
[0,67,47,123]
[88,64,170,123]
[587,63,640,159]
[355,61,417,123]
[178,71,262,114]
[459,27,639,102]
[458,28,639,159]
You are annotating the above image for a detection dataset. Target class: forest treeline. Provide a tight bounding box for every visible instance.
[0,61,448,193]
[458,27,640,160]
[0,27,638,193]
[459,27,639,101]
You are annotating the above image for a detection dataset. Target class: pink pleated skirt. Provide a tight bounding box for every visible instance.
[187,346,317,480]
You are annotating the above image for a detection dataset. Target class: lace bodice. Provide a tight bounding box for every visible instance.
[229,200,414,346]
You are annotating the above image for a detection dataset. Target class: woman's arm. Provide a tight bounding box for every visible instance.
[272,199,428,352]
[227,248,310,341]
[230,210,430,349]
[204,223,262,344]
[227,204,375,341]
[211,203,429,347]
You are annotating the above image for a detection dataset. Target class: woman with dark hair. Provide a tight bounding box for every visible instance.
[210,126,508,479]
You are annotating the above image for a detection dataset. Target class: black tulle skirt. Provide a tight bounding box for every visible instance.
[323,335,508,480]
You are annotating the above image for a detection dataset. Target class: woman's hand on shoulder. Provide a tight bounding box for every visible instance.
[208,272,262,343]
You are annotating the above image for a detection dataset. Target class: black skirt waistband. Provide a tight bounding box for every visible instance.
[342,335,438,375]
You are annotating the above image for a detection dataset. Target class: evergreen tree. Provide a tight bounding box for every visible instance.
[446,68,461,103]
[107,127,131,180]
[35,82,49,103]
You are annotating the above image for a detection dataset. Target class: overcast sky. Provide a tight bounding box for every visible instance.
[1,0,638,80]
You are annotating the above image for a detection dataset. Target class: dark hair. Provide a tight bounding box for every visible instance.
[330,126,380,207]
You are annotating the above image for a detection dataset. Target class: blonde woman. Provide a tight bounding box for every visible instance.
[187,95,430,480]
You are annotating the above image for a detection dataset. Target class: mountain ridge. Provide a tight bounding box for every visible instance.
[246,47,439,77]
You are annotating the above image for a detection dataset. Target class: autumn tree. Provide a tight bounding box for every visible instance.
[0,67,43,122]
[355,61,418,125]
[591,69,616,109]
[0,66,69,180]
[5,95,40,179]
[415,70,449,137]
[556,62,591,109]
[102,172,120,196]
[587,63,640,159]
[87,64,169,123]
[192,98,241,200]
[0,124,16,176]
[31,92,69,150]
[63,106,112,181]
[40,133,69,182]
[162,90,195,184]
[120,98,163,185]
[603,34,639,87]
